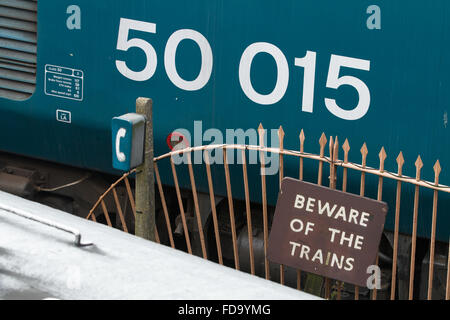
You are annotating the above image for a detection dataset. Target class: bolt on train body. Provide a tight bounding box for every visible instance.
[0,0,449,298]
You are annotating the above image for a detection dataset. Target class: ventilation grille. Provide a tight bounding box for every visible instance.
[0,0,37,101]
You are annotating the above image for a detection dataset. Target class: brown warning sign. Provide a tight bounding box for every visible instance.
[267,177,388,287]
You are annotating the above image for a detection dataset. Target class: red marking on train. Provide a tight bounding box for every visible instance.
[166,132,189,150]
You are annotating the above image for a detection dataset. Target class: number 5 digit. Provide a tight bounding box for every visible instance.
[116,18,157,81]
[325,54,371,120]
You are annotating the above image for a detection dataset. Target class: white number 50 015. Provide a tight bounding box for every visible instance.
[115,17,372,121]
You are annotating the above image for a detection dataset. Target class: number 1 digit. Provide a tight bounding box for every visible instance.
[294,50,316,113]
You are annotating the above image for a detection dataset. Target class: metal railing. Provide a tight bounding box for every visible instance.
[86,124,450,300]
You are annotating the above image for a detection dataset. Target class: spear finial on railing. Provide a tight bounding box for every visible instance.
[396,152,405,176]
[415,156,423,181]
[333,136,339,162]
[299,129,305,181]
[258,123,265,147]
[319,133,327,158]
[379,147,387,172]
[342,139,350,164]
[278,125,285,145]
[360,143,368,168]
[329,136,339,188]
[278,126,285,159]
[329,136,334,160]
[299,129,305,152]
[433,160,441,185]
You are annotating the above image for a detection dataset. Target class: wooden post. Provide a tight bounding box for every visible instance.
[135,97,155,241]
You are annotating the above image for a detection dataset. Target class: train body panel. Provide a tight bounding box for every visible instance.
[1,1,450,241]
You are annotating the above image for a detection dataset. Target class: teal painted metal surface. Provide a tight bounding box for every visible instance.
[0,1,449,241]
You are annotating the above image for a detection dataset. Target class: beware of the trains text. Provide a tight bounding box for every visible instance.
[268,178,388,287]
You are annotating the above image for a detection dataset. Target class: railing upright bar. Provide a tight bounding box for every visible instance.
[355,143,368,300]
[170,157,192,254]
[187,152,208,260]
[112,188,128,233]
[154,224,160,243]
[317,133,327,298]
[100,200,112,227]
[154,162,175,249]
[318,133,327,186]
[278,126,285,285]
[409,156,423,299]
[204,150,224,265]
[339,138,351,300]
[324,136,335,299]
[446,239,450,300]
[241,149,255,274]
[223,146,240,270]
[124,176,136,218]
[427,160,441,300]
[391,152,405,300]
[372,147,386,300]
[296,129,306,290]
[331,137,340,299]
[258,124,270,280]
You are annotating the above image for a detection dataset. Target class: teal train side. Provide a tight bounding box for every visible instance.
[1,1,449,245]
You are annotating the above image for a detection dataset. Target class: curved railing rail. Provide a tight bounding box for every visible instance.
[87,124,450,300]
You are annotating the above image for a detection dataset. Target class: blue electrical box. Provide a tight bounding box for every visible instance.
[111,113,146,171]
